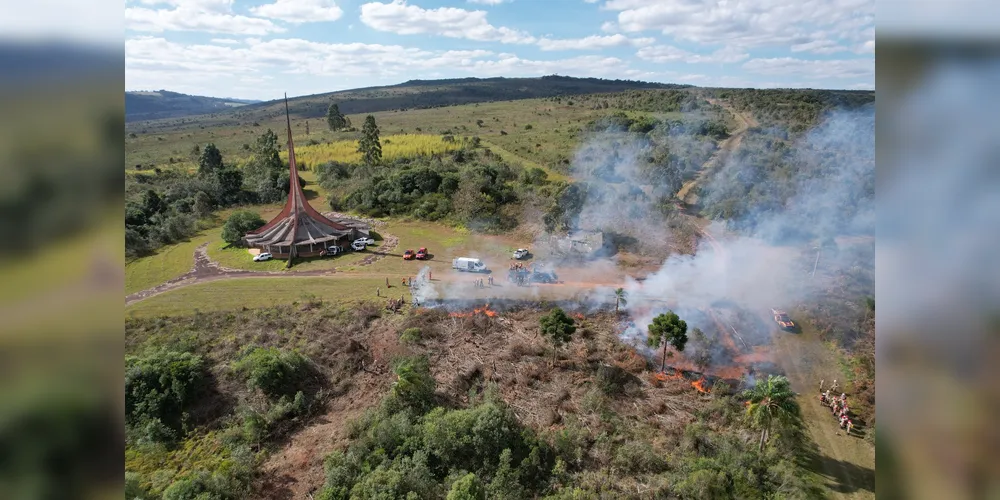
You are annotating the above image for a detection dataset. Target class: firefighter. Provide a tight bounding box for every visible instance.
[376,287,380,297]
[846,420,854,435]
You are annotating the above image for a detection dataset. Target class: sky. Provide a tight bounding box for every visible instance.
[124,0,875,100]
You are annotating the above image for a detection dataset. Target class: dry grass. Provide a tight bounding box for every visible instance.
[288,134,461,166]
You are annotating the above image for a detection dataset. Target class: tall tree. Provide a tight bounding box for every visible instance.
[221,210,266,246]
[539,307,576,364]
[358,115,382,166]
[243,129,285,203]
[646,311,688,372]
[327,103,347,130]
[613,287,628,314]
[198,143,223,177]
[740,375,799,451]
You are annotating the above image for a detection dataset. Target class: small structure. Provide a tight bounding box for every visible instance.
[549,230,612,258]
[245,95,368,259]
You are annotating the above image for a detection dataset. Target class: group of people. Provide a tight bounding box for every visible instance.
[472,276,494,288]
[819,379,855,435]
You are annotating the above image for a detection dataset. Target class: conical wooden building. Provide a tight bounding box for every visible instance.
[245,95,368,259]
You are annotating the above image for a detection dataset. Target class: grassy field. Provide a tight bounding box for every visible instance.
[125,231,215,294]
[290,134,460,167]
[127,97,619,173]
[125,277,405,317]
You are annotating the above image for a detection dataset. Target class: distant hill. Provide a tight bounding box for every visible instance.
[125,90,262,122]
[127,76,691,127]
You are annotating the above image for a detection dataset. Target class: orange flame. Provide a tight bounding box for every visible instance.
[449,304,498,318]
[692,377,711,394]
[654,369,685,382]
[573,313,585,320]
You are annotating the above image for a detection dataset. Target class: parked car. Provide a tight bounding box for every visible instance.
[355,237,375,246]
[403,249,415,260]
[325,246,344,256]
[351,241,366,251]
[513,248,530,260]
[253,252,272,262]
[415,247,428,260]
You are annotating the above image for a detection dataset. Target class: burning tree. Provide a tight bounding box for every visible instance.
[740,375,799,452]
[646,311,688,373]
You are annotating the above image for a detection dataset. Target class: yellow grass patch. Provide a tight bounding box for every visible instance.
[286,134,460,166]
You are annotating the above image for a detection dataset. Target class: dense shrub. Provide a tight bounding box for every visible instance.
[318,384,553,500]
[220,210,266,247]
[231,346,311,398]
[388,356,437,413]
[125,350,206,441]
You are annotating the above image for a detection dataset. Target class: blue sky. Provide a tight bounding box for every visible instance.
[125,0,875,100]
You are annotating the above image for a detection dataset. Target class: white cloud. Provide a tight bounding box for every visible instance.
[604,0,874,49]
[600,21,617,33]
[791,39,847,55]
[250,0,343,23]
[126,0,283,35]
[210,38,240,44]
[467,0,508,4]
[537,33,653,51]
[126,36,668,98]
[359,1,535,44]
[742,57,874,80]
[636,44,748,64]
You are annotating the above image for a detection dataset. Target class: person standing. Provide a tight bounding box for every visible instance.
[377,287,380,297]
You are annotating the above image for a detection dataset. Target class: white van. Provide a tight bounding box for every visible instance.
[452,257,488,272]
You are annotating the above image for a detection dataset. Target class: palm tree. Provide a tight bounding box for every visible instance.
[613,288,628,314]
[741,375,800,452]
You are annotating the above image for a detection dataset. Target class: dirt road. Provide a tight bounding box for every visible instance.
[771,325,876,499]
[676,99,758,205]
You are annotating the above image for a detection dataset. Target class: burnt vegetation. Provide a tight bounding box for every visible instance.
[125,302,822,499]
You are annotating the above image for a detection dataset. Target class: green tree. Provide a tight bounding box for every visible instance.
[215,167,244,206]
[243,129,285,203]
[539,308,576,363]
[141,189,165,216]
[327,103,348,130]
[646,311,688,372]
[221,210,266,246]
[198,143,223,177]
[193,191,214,217]
[391,356,436,412]
[741,374,800,451]
[447,473,486,500]
[358,115,382,166]
[613,287,628,314]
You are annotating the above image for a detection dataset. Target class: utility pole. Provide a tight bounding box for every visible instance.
[811,246,821,278]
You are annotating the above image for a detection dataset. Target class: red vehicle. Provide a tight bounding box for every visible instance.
[415,247,428,260]
[771,308,796,331]
[403,249,415,260]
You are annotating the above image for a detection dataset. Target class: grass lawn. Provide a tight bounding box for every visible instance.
[347,221,535,275]
[125,277,408,317]
[125,231,213,295]
[207,238,383,272]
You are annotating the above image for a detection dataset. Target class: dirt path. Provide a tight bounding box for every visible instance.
[771,326,876,498]
[676,100,757,205]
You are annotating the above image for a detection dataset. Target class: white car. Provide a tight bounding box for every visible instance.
[351,241,367,251]
[354,237,375,246]
[513,248,530,260]
[253,252,273,262]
